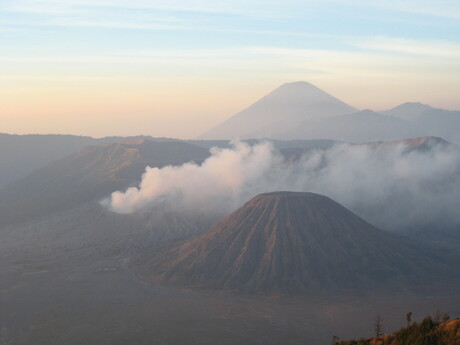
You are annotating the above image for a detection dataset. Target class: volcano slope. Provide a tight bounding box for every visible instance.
[134,191,459,294]
[0,139,210,227]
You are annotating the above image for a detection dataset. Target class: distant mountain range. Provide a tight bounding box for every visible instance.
[2,81,459,189]
[0,133,339,188]
[133,191,459,294]
[199,81,460,144]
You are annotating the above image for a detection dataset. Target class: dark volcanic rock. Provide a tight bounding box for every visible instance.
[134,192,458,294]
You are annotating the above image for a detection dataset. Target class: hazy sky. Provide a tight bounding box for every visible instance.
[1,0,460,138]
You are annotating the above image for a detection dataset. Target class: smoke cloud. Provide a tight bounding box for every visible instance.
[104,140,460,232]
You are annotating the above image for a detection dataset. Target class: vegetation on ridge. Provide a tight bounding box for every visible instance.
[335,313,459,345]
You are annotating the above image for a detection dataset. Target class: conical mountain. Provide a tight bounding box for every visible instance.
[199,82,357,140]
[135,192,458,294]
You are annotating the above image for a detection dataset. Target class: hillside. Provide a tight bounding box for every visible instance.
[337,316,460,345]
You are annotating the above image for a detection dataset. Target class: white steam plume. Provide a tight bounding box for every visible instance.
[105,141,282,214]
[103,140,460,232]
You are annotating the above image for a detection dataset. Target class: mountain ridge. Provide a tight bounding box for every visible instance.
[199,81,460,143]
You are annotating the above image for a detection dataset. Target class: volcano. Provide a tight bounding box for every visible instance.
[198,81,357,140]
[134,192,458,294]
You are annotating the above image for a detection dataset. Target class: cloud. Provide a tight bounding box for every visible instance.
[352,36,460,59]
[8,0,460,19]
[103,140,460,233]
[2,0,299,20]
[3,42,458,70]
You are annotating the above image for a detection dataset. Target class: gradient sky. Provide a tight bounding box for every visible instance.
[1,0,460,138]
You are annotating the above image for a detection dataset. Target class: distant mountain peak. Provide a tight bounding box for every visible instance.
[276,81,321,90]
[257,81,347,108]
[383,102,437,121]
[281,80,314,86]
[401,101,430,107]
[394,102,435,111]
[199,82,357,140]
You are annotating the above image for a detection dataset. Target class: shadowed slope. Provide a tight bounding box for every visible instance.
[0,140,210,227]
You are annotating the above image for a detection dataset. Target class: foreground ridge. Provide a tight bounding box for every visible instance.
[336,315,459,345]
